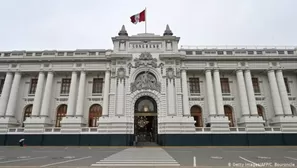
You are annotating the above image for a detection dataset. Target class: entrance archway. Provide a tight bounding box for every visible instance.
[134,96,158,143]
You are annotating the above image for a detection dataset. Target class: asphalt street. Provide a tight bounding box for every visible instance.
[0,146,295,167]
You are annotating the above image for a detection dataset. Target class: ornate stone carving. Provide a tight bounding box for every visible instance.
[131,71,161,93]
[117,67,126,80]
[134,52,158,68]
[176,67,181,77]
[166,67,175,79]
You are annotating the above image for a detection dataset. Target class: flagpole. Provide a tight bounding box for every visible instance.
[145,7,147,33]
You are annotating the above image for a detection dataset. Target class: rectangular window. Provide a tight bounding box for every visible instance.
[185,51,193,55]
[252,78,261,94]
[256,51,263,54]
[189,78,200,93]
[284,78,291,93]
[0,79,4,94]
[220,78,230,94]
[218,51,224,55]
[60,78,71,94]
[92,78,103,94]
[248,51,254,55]
[29,78,38,94]
[278,51,285,54]
[226,51,233,55]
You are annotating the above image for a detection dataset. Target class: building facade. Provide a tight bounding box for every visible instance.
[0,25,297,146]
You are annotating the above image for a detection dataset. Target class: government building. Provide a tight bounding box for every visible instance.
[0,25,296,146]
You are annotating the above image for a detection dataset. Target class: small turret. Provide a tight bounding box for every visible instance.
[118,25,128,36]
[163,24,173,36]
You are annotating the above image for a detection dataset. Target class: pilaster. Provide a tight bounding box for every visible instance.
[0,72,13,116]
[102,70,111,116]
[237,69,265,131]
[211,69,230,131]
[61,70,90,128]
[166,78,176,115]
[25,71,54,128]
[267,69,284,116]
[0,72,22,128]
[271,69,297,130]
[276,69,291,115]
[181,69,190,116]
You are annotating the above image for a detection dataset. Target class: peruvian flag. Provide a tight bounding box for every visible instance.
[130,9,146,24]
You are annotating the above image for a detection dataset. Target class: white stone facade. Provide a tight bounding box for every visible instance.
[0,25,297,134]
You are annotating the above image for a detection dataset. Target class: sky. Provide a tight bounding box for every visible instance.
[0,0,296,51]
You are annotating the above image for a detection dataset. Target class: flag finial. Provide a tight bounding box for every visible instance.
[163,24,173,36]
[118,25,128,36]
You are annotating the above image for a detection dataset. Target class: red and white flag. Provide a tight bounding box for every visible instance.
[130,9,146,24]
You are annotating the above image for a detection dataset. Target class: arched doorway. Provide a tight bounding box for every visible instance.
[23,104,33,127]
[224,105,234,127]
[55,104,67,127]
[134,96,158,143]
[190,105,203,127]
[89,104,102,127]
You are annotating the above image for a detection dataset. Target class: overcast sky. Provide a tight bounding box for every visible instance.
[0,0,296,50]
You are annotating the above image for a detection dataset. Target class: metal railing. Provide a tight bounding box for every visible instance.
[0,126,289,134]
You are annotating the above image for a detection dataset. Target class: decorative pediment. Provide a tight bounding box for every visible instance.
[134,52,158,68]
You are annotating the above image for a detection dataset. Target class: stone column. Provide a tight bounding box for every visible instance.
[267,70,283,116]
[0,72,13,116]
[213,69,224,115]
[276,69,291,115]
[167,79,176,115]
[116,79,125,116]
[75,71,86,116]
[40,72,54,116]
[181,69,190,116]
[31,72,45,116]
[66,71,78,116]
[236,69,250,116]
[5,72,21,117]
[205,69,216,115]
[244,70,258,115]
[102,70,110,116]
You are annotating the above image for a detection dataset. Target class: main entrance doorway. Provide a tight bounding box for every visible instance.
[134,96,158,144]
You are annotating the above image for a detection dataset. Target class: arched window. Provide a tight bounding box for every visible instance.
[224,105,234,127]
[190,105,203,127]
[89,104,102,127]
[291,105,297,116]
[55,104,67,127]
[23,104,33,127]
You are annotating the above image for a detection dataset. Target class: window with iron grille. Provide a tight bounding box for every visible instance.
[29,78,38,94]
[92,78,103,94]
[284,78,290,93]
[0,79,4,94]
[189,78,200,93]
[252,78,261,94]
[220,78,230,94]
[60,78,71,94]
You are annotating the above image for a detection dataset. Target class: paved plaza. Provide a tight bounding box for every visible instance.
[0,146,296,167]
